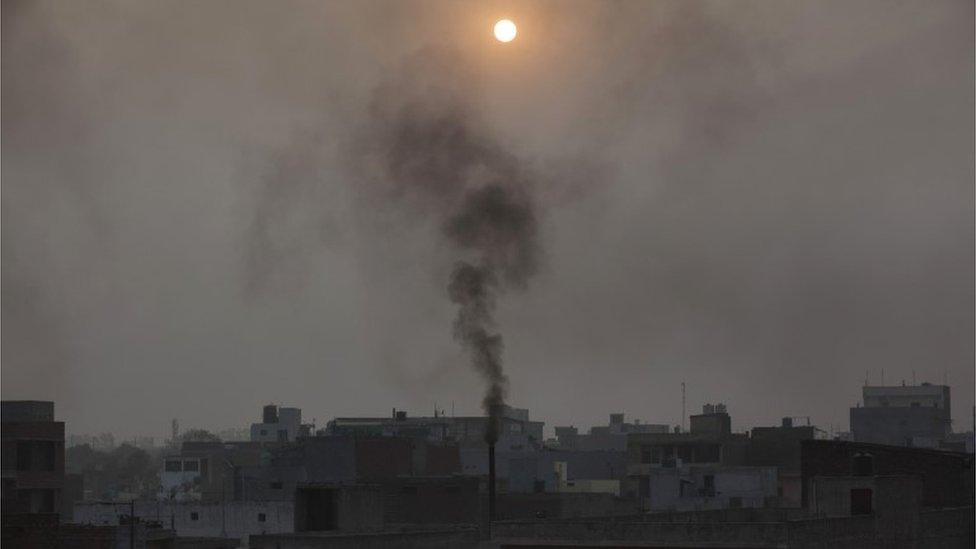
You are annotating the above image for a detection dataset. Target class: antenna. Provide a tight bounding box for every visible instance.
[681,382,686,432]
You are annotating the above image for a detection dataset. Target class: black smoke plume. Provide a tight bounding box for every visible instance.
[356,49,540,444]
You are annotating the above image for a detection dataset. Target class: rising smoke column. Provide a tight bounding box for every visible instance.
[355,48,540,444]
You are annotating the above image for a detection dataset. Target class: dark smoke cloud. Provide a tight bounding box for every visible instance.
[353,48,541,443]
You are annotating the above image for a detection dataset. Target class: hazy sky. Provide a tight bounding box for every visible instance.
[3,0,973,440]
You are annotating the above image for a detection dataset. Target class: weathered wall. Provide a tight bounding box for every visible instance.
[73,500,293,539]
[493,519,789,546]
[250,528,479,549]
[800,440,974,508]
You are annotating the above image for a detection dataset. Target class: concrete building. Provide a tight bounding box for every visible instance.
[1,400,66,518]
[251,404,310,443]
[553,414,669,451]
[74,500,293,541]
[800,439,974,510]
[3,512,177,549]
[640,465,778,511]
[747,418,823,507]
[850,383,952,447]
[508,449,626,494]
[625,404,750,501]
[160,441,276,501]
[325,405,544,449]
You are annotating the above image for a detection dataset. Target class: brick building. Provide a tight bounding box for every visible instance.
[800,439,974,509]
[1,401,66,517]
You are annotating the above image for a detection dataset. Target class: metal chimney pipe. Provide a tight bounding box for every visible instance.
[488,443,496,530]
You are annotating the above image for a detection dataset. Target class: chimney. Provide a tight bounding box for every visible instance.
[488,442,496,530]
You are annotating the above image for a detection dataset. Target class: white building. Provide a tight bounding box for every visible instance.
[160,455,206,501]
[642,465,777,512]
[251,404,304,442]
[74,500,293,541]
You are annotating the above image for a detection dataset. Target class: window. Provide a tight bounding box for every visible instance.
[259,429,267,436]
[911,402,920,407]
[851,488,872,515]
[852,454,873,476]
[190,512,199,521]
[257,513,266,522]
[702,475,716,497]
[696,444,721,463]
[729,496,742,509]
[35,441,56,471]
[401,486,418,495]
[444,485,460,494]
[277,430,288,441]
[270,481,283,490]
[183,460,199,472]
[16,442,31,471]
[165,460,182,472]
[39,489,55,513]
[640,447,653,464]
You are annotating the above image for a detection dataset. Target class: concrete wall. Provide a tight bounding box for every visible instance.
[800,440,974,509]
[250,527,479,549]
[493,519,789,546]
[642,466,777,511]
[850,406,950,447]
[73,500,293,540]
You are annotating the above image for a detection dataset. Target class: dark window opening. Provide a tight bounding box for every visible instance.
[400,486,418,495]
[38,489,55,513]
[301,489,336,531]
[190,512,199,521]
[35,441,56,471]
[729,496,742,508]
[183,460,199,472]
[270,481,283,490]
[16,442,31,471]
[444,485,460,494]
[696,444,720,463]
[165,460,182,472]
[853,454,873,476]
[257,513,266,522]
[851,488,872,515]
[702,474,716,497]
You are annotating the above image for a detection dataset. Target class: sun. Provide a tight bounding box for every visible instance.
[493,19,517,43]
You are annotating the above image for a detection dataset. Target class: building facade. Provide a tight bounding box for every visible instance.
[1,401,66,517]
[851,383,952,447]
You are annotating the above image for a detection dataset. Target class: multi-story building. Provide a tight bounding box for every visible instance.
[1,401,66,518]
[325,405,544,449]
[251,404,310,443]
[552,414,669,451]
[850,383,952,447]
[626,404,769,510]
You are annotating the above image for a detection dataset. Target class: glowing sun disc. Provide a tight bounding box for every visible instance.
[494,19,517,42]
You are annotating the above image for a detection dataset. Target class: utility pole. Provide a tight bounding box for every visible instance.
[129,500,135,549]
